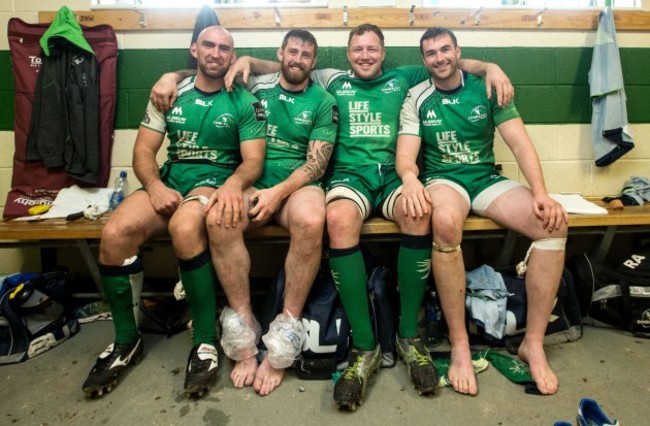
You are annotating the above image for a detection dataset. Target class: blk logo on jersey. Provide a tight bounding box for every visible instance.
[279,93,295,104]
[195,98,213,107]
[442,98,460,105]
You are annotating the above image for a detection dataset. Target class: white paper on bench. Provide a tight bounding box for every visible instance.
[550,194,608,215]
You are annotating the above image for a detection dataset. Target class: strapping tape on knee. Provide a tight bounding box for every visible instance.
[432,241,461,253]
[181,195,208,206]
[219,306,261,360]
[262,313,305,369]
[515,238,567,276]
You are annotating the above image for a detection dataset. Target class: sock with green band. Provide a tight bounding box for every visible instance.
[329,246,375,350]
[178,251,218,346]
[398,234,432,338]
[100,258,143,345]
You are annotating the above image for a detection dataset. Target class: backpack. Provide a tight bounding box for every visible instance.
[367,264,398,368]
[258,251,397,379]
[138,296,191,338]
[500,267,583,353]
[0,271,79,364]
[466,266,583,353]
[567,244,650,338]
[258,265,351,380]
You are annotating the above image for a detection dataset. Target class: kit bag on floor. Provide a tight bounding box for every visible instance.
[0,271,79,364]
[259,264,351,380]
[367,264,397,368]
[138,296,190,338]
[490,267,583,354]
[567,244,650,338]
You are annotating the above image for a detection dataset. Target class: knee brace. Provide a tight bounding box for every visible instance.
[516,237,567,276]
[432,241,461,253]
[219,306,261,361]
[261,313,305,369]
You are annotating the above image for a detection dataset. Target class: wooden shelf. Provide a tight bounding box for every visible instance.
[38,7,650,31]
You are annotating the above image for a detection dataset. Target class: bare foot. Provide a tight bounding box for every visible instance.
[253,356,285,396]
[518,339,558,395]
[230,356,258,388]
[448,343,478,396]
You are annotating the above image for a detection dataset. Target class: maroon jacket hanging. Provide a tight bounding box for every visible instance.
[4,18,117,218]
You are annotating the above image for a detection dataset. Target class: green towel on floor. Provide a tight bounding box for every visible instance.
[433,348,534,389]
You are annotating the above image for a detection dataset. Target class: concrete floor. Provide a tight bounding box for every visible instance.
[1,320,648,426]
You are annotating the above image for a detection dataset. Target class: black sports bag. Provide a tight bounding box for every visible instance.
[568,244,650,338]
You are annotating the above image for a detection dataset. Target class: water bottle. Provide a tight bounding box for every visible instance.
[108,171,129,211]
[423,291,443,349]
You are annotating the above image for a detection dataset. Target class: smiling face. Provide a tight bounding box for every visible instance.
[420,33,462,90]
[277,36,316,90]
[191,26,235,82]
[347,30,385,81]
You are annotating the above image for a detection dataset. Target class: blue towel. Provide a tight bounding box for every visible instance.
[588,7,634,167]
[465,265,510,341]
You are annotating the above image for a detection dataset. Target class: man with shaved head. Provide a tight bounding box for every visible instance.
[81,26,267,399]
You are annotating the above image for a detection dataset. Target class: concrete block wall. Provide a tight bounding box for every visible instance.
[1,0,649,274]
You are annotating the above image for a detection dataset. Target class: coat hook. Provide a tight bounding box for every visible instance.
[343,5,348,26]
[472,6,483,26]
[138,11,146,28]
[537,7,547,27]
[274,6,281,26]
[409,5,415,26]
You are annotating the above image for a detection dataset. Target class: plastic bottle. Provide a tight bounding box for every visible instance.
[423,291,443,349]
[108,171,129,211]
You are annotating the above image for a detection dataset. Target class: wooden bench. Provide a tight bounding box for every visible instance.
[2,199,650,296]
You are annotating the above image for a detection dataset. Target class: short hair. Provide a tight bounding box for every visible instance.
[281,29,318,56]
[197,26,234,47]
[419,27,458,55]
[348,23,385,48]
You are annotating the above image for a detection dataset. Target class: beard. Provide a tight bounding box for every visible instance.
[281,61,310,86]
[198,60,229,80]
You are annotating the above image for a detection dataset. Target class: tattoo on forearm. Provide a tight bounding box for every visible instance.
[301,141,333,181]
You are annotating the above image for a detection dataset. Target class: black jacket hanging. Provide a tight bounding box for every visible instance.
[26,40,100,184]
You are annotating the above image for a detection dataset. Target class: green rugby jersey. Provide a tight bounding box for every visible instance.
[312,66,429,170]
[141,76,266,169]
[399,72,520,176]
[248,72,338,168]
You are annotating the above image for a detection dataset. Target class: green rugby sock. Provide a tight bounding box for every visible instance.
[398,234,432,338]
[329,246,375,350]
[101,273,139,345]
[178,251,218,346]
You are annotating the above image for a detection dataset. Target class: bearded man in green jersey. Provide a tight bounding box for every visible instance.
[151,23,513,410]
[150,29,338,397]
[82,27,267,399]
[396,27,568,397]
